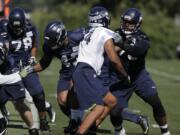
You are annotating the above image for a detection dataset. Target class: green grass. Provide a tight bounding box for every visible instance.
[6,59,180,135]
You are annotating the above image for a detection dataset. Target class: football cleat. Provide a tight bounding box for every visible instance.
[28,128,39,135]
[40,119,50,132]
[64,119,81,134]
[139,116,149,135]
[46,104,56,123]
[0,117,8,135]
[162,131,171,135]
[114,128,126,135]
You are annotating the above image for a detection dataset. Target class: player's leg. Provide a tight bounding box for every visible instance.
[45,101,56,123]
[7,82,39,135]
[0,104,10,118]
[0,111,8,135]
[23,73,50,131]
[122,108,149,135]
[57,77,83,134]
[0,90,8,135]
[135,70,170,135]
[24,89,40,129]
[73,63,113,135]
[64,87,83,134]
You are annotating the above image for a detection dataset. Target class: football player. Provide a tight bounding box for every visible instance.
[1,7,50,131]
[0,37,39,135]
[22,20,86,134]
[72,6,129,135]
[109,8,170,135]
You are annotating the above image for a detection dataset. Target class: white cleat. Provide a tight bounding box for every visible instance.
[114,128,126,135]
[162,131,171,135]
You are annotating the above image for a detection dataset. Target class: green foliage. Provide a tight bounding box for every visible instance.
[29,0,180,59]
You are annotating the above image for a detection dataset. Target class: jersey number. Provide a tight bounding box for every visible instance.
[12,37,32,52]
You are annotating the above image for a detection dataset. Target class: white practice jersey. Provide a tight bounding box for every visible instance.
[77,27,115,75]
[0,72,21,85]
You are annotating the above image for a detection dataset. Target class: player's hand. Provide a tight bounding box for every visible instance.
[113,32,124,48]
[19,65,34,78]
[28,56,37,66]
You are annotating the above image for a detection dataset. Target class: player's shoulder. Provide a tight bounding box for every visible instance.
[96,27,115,35]
[67,27,86,44]
[136,30,149,41]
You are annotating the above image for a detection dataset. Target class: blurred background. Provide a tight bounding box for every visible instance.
[1,0,180,135]
[1,0,180,59]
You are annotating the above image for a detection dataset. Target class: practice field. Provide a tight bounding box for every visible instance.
[6,59,180,135]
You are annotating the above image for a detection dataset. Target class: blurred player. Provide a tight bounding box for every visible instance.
[0,37,39,135]
[0,7,50,131]
[110,8,170,135]
[22,20,86,134]
[72,6,130,135]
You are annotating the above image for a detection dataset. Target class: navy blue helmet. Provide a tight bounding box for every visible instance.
[44,21,67,50]
[0,37,8,66]
[88,6,110,28]
[121,8,142,35]
[8,7,26,36]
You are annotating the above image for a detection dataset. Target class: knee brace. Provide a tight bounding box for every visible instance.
[110,103,123,127]
[145,94,166,117]
[32,93,46,112]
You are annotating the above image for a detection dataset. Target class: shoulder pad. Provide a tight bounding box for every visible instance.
[67,27,85,43]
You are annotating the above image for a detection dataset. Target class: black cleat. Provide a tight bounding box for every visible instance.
[0,105,10,118]
[40,119,50,132]
[64,119,81,134]
[139,116,149,135]
[0,117,8,135]
[28,128,39,135]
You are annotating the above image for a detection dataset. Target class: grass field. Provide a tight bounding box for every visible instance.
[6,59,180,135]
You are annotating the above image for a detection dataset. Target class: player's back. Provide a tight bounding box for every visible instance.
[77,26,114,75]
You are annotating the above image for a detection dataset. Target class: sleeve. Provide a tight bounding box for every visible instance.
[39,43,54,70]
[123,33,150,57]
[102,28,114,46]
[0,72,21,84]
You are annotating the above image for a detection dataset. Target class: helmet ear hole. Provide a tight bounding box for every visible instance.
[44,21,67,50]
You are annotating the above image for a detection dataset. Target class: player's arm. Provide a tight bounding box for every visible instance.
[123,34,150,57]
[29,27,40,65]
[104,39,128,80]
[0,72,21,84]
[33,53,53,72]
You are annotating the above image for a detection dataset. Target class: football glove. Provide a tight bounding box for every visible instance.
[113,32,124,48]
[28,56,37,66]
[19,65,34,78]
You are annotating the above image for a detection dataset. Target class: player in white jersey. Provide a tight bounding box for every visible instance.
[72,6,129,135]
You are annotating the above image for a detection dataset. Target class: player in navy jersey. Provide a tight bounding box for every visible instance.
[109,8,171,135]
[72,6,130,135]
[0,7,50,131]
[0,37,39,135]
[22,20,86,134]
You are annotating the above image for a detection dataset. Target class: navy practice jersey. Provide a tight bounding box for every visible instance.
[110,28,150,82]
[40,27,86,79]
[0,22,39,68]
